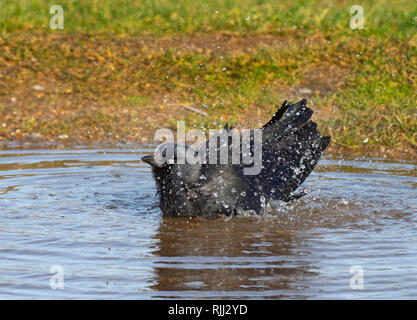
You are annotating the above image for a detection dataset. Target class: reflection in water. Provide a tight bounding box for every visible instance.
[152,217,317,298]
[0,149,416,299]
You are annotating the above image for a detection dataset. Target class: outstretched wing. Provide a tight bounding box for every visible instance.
[255,99,330,203]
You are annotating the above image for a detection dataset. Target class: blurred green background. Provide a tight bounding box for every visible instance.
[0,0,416,155]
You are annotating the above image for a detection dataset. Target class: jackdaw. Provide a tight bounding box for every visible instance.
[142,99,330,217]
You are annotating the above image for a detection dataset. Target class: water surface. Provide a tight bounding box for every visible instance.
[0,149,416,299]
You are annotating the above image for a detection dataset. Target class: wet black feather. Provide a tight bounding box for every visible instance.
[142,99,330,217]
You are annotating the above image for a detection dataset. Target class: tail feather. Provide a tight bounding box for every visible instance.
[262,100,289,129]
[262,98,313,146]
[320,136,331,153]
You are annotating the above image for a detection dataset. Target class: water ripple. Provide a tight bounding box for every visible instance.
[0,149,416,299]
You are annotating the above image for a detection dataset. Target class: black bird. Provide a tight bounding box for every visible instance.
[142,99,330,217]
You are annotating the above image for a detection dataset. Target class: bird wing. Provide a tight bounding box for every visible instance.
[258,99,330,201]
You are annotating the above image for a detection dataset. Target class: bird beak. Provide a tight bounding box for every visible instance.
[141,154,163,168]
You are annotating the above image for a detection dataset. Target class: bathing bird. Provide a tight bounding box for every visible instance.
[142,99,330,217]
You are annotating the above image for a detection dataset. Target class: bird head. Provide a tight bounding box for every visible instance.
[142,143,201,192]
[141,142,181,169]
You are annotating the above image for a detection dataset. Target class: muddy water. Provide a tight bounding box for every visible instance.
[0,149,416,299]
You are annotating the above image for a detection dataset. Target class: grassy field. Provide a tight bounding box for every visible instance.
[0,0,416,157]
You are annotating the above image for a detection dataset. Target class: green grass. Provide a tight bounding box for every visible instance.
[1,0,416,39]
[0,0,416,155]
